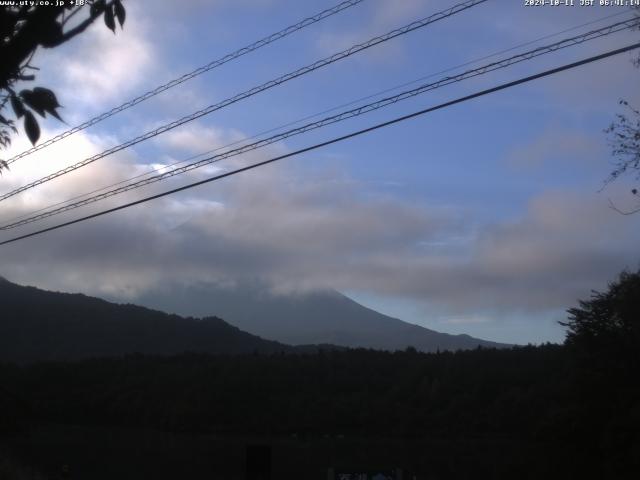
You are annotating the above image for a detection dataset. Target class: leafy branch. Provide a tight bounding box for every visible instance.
[0,0,126,172]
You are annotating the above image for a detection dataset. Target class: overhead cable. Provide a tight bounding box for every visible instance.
[4,8,627,228]
[0,0,487,203]
[1,41,638,247]
[2,17,637,230]
[4,0,367,166]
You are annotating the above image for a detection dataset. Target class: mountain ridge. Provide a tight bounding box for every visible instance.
[0,277,510,363]
[130,281,511,352]
[0,278,301,363]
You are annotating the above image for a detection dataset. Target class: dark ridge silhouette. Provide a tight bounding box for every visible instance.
[0,278,302,363]
[131,281,511,352]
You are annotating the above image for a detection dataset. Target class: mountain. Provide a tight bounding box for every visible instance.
[0,277,297,363]
[130,282,510,352]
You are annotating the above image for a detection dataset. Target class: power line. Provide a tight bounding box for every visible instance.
[1,42,638,247]
[0,0,487,203]
[3,9,628,228]
[4,16,636,229]
[3,17,637,231]
[4,0,366,166]
[5,10,630,229]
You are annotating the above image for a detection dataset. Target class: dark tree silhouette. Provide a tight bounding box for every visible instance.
[604,6,640,213]
[605,102,640,214]
[0,0,126,171]
[559,270,640,477]
[561,269,640,353]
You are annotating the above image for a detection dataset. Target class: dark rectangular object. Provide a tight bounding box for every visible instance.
[245,444,271,480]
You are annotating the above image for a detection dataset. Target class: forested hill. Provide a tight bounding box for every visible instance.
[0,277,296,362]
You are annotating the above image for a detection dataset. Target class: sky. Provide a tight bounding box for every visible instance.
[0,0,639,344]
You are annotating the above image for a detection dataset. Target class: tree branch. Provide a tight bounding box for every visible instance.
[61,5,83,27]
[608,198,640,216]
[49,1,115,48]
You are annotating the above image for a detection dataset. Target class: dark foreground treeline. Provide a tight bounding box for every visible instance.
[1,271,638,478]
[2,346,565,436]
[1,343,638,478]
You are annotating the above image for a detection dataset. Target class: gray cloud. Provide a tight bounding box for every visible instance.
[1,132,638,320]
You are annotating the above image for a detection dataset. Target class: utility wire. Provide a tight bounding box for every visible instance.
[2,17,637,231]
[3,9,630,228]
[0,0,487,203]
[1,42,638,247]
[2,9,628,228]
[4,0,367,166]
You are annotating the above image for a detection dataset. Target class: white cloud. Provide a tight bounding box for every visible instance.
[157,124,245,155]
[33,2,157,119]
[0,127,141,221]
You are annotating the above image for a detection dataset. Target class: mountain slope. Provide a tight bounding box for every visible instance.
[132,282,510,352]
[0,277,295,362]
